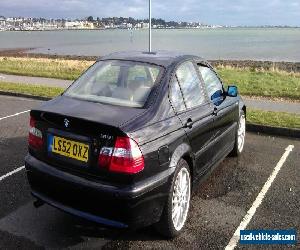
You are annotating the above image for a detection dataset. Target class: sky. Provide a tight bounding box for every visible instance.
[0,0,300,26]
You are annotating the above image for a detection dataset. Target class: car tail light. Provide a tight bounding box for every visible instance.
[29,115,43,149]
[98,136,144,174]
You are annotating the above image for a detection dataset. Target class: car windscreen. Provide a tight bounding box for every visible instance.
[64,60,162,108]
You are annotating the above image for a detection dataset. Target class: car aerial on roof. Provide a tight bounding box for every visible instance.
[25,51,246,237]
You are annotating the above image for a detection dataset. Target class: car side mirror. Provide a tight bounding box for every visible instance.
[227,85,238,97]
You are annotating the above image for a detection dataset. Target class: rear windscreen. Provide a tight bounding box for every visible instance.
[64,60,162,108]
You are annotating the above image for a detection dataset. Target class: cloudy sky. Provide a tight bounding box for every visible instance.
[0,0,300,26]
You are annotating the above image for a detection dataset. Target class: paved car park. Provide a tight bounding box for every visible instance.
[0,94,299,249]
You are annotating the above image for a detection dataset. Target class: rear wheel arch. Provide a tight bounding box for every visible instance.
[182,154,194,183]
[169,143,194,181]
[169,143,192,168]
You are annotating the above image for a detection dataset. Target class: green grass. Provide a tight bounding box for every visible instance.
[0,57,93,80]
[248,109,300,129]
[0,57,300,100]
[216,66,300,100]
[0,82,64,98]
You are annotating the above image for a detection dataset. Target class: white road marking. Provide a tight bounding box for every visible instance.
[0,166,25,182]
[225,145,294,250]
[0,110,30,121]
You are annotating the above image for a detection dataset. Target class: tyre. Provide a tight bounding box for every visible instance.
[155,159,191,238]
[230,110,246,156]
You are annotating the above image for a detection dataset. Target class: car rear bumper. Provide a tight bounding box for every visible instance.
[25,154,174,229]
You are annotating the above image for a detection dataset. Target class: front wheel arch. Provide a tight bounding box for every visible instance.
[242,105,246,118]
[230,109,246,157]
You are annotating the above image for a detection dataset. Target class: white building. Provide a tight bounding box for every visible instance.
[135,23,142,28]
[142,22,149,29]
[65,21,83,29]
[0,17,6,26]
[64,21,94,29]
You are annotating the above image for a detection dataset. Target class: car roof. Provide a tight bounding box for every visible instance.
[98,51,209,68]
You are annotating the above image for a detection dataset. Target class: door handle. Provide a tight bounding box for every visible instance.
[184,118,194,129]
[213,107,218,116]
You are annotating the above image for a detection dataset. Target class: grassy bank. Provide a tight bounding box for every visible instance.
[217,65,300,100]
[0,57,300,100]
[247,109,300,129]
[0,82,63,98]
[0,82,299,129]
[0,57,92,80]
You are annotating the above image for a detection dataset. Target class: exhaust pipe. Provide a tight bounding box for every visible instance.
[33,199,45,208]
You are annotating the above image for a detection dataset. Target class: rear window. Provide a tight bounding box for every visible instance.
[64,60,162,108]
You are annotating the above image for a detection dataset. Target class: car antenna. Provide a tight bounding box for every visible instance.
[148,0,152,53]
[143,0,156,55]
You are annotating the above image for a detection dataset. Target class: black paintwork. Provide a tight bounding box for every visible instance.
[25,51,246,229]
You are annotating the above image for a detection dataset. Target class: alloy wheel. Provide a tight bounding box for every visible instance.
[171,167,191,231]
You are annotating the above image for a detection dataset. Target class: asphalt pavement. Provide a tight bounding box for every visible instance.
[0,73,299,114]
[244,98,300,115]
[0,94,299,249]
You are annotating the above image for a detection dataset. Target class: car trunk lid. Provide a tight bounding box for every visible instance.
[30,96,146,184]
[37,95,146,127]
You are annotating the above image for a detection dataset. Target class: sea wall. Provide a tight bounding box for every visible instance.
[210,60,300,73]
[1,48,300,72]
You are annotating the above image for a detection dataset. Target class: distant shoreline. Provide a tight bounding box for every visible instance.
[1,48,300,72]
[1,27,300,32]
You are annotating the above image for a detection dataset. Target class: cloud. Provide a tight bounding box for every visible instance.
[0,0,299,26]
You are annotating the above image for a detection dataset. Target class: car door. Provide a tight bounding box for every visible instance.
[169,61,215,176]
[198,64,238,161]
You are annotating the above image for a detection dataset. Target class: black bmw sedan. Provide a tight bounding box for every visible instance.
[25,51,246,237]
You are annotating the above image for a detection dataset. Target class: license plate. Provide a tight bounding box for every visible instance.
[48,135,89,162]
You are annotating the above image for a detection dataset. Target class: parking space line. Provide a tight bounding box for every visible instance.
[225,145,294,250]
[0,166,25,182]
[0,110,30,121]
